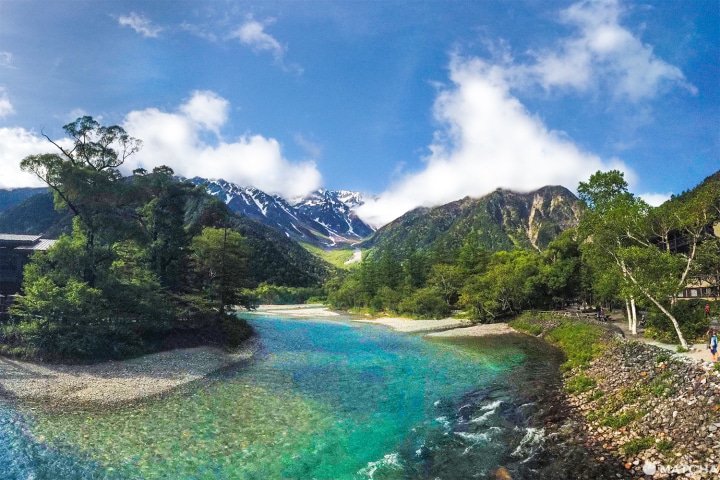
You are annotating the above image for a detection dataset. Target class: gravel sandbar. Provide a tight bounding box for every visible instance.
[253,304,340,318]
[0,340,257,408]
[353,317,472,333]
[425,323,516,338]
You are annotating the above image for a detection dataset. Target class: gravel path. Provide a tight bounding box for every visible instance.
[0,340,257,408]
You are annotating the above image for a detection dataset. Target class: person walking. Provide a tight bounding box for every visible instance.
[709,329,718,363]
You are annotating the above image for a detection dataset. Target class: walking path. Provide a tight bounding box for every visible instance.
[609,314,715,363]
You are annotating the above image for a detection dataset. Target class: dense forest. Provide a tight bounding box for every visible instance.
[326,170,720,347]
[0,117,330,362]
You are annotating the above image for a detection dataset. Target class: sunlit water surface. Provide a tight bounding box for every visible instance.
[0,315,564,479]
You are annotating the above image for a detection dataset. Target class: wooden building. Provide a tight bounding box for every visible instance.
[0,234,56,295]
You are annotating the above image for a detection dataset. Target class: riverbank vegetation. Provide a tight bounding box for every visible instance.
[326,170,720,346]
[511,313,720,476]
[0,117,327,362]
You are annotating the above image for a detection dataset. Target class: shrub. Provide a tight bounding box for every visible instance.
[397,287,451,319]
[252,283,323,305]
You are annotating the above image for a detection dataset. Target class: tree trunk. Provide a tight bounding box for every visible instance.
[625,298,632,332]
[219,226,228,318]
[620,262,689,349]
[630,296,638,335]
[650,297,687,349]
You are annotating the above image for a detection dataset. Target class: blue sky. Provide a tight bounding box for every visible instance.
[0,0,717,225]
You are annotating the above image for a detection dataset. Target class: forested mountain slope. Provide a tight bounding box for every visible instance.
[0,187,47,214]
[364,186,582,257]
[0,183,330,288]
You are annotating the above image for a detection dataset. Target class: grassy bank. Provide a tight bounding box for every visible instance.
[509,312,610,370]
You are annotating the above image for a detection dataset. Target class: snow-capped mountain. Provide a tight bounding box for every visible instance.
[192,178,375,247]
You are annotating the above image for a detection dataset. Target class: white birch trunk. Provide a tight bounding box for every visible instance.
[616,257,688,348]
[630,296,638,335]
[625,298,632,332]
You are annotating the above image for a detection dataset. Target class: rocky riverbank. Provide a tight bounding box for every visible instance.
[510,314,720,479]
[569,341,720,479]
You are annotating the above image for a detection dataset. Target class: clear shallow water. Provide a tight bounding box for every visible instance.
[0,315,563,479]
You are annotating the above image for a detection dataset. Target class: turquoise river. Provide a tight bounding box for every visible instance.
[0,314,574,479]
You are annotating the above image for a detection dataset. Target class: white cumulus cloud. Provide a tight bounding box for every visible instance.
[522,0,694,101]
[356,57,632,227]
[0,127,61,188]
[122,91,322,198]
[118,12,162,38]
[179,90,229,134]
[356,0,692,227]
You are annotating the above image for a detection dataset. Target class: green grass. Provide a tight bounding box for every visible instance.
[600,409,643,428]
[301,244,361,269]
[622,436,654,456]
[509,314,607,369]
[656,439,674,455]
[508,316,544,336]
[588,389,605,401]
[565,374,596,394]
[544,321,605,370]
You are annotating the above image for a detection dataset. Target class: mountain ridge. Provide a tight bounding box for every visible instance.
[363,185,582,256]
[192,178,374,247]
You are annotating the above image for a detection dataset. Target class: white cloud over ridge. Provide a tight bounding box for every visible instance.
[356,57,631,227]
[638,192,671,207]
[122,90,322,198]
[356,0,691,227]
[0,91,321,199]
[118,12,162,38]
[0,127,58,188]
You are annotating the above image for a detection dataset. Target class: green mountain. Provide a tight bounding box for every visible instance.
[0,187,47,214]
[0,192,72,237]
[363,185,582,257]
[0,187,330,288]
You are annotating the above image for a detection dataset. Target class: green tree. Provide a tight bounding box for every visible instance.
[20,117,142,287]
[190,227,251,316]
[460,250,543,321]
[578,170,720,348]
